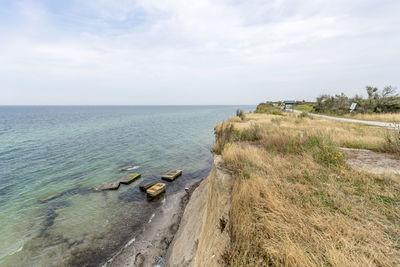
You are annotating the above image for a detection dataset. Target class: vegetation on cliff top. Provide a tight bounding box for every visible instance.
[216,113,400,266]
[314,85,400,114]
[257,85,400,122]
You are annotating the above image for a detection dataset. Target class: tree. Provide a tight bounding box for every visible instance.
[314,85,400,114]
[382,85,397,97]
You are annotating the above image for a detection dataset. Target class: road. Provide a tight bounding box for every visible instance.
[293,110,398,129]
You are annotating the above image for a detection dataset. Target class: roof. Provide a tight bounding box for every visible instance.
[284,100,296,104]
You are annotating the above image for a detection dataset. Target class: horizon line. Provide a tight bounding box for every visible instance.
[0,104,257,107]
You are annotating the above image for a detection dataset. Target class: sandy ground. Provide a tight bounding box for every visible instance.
[105,181,200,267]
[341,147,400,174]
[294,111,400,174]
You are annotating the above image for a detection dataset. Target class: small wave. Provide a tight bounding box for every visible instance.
[125,237,136,248]
[126,166,139,171]
[5,245,23,258]
[148,213,155,223]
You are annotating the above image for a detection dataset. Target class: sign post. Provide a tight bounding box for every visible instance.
[350,102,357,112]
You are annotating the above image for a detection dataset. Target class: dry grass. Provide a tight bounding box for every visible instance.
[218,112,400,266]
[232,113,390,152]
[343,113,400,123]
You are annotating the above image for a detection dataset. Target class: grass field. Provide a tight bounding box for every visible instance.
[215,113,400,266]
[295,103,315,113]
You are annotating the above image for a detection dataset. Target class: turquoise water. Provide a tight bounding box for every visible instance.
[0,106,253,266]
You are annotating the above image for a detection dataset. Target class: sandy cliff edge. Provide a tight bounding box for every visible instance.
[165,155,233,267]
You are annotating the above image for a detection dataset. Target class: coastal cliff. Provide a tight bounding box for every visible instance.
[165,155,233,267]
[166,111,400,267]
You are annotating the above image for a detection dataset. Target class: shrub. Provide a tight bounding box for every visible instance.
[236,109,245,120]
[213,123,240,154]
[299,111,312,119]
[239,124,263,141]
[314,85,400,114]
[383,128,400,154]
[213,123,265,154]
[313,143,345,167]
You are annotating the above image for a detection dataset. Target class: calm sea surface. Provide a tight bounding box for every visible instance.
[0,105,253,266]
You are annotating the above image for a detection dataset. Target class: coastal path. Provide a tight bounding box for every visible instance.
[293,110,399,129]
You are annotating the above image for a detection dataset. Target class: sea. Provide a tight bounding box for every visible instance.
[0,105,253,266]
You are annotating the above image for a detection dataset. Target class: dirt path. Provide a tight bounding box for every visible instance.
[292,111,400,174]
[340,148,400,175]
[294,110,399,128]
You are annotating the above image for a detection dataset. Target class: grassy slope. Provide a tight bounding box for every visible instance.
[215,113,400,266]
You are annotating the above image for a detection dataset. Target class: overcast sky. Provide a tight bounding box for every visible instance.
[0,0,399,105]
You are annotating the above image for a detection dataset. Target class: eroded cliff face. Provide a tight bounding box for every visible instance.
[165,155,233,267]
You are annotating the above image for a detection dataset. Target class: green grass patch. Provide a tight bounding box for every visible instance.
[296,104,315,112]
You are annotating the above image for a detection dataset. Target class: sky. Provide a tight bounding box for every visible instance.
[0,0,399,105]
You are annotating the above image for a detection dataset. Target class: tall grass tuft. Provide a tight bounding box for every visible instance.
[236,109,245,120]
[383,127,400,154]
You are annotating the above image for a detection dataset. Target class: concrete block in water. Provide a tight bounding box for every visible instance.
[119,173,141,185]
[146,183,166,197]
[139,181,158,191]
[162,170,182,181]
[94,181,120,191]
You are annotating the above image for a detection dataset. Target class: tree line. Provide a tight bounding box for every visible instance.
[314,85,400,114]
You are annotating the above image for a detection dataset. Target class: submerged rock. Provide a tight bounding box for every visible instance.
[119,173,141,185]
[162,170,183,181]
[39,188,94,203]
[40,200,70,235]
[94,181,120,191]
[39,192,62,202]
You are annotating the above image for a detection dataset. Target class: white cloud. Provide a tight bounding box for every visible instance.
[0,0,399,104]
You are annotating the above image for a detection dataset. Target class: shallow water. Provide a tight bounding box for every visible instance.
[0,106,253,266]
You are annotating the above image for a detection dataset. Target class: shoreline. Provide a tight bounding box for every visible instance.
[165,155,234,267]
[0,106,250,267]
[104,179,202,266]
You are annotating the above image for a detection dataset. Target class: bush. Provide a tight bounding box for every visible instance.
[213,123,265,154]
[313,143,345,167]
[213,123,240,154]
[299,111,313,119]
[383,128,400,154]
[236,109,245,120]
[239,124,263,141]
[314,85,400,114]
